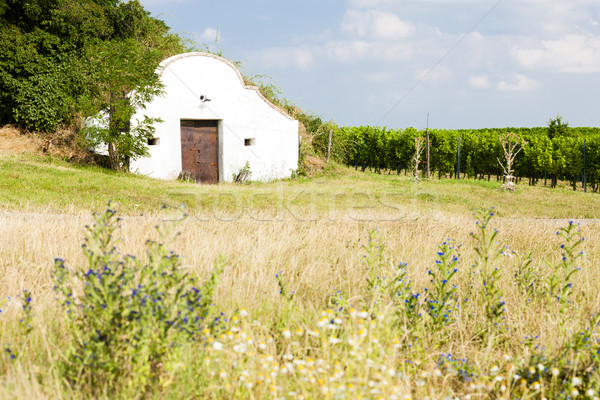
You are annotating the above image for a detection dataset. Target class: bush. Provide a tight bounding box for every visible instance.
[53,204,225,396]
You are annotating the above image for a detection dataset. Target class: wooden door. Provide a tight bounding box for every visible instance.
[180,120,218,184]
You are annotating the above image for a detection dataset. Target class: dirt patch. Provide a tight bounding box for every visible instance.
[0,125,96,164]
[0,125,39,155]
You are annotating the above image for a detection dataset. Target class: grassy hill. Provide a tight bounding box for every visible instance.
[1,147,599,219]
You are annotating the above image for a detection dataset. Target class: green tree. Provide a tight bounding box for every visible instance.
[81,0,188,170]
[548,115,569,139]
[0,0,188,170]
[82,39,164,170]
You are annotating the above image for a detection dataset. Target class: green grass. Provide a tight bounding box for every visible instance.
[1,154,599,219]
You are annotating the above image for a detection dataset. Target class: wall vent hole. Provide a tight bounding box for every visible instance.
[148,138,160,145]
[244,138,255,146]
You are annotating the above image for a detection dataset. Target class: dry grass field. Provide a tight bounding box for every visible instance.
[1,135,600,399]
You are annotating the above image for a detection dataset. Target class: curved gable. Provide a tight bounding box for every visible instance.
[158,52,294,120]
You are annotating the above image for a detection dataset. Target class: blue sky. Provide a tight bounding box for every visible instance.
[139,0,600,129]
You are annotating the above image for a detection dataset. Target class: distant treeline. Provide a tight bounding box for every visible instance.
[331,124,600,191]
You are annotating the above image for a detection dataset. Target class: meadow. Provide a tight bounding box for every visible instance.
[1,152,600,399]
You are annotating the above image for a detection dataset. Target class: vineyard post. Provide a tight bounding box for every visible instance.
[426,129,431,179]
[457,136,462,180]
[426,113,430,179]
[584,138,587,192]
[327,129,333,164]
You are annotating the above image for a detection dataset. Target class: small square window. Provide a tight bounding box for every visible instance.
[148,138,160,145]
[244,138,255,146]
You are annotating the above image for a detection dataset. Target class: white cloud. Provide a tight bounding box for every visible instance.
[325,40,413,63]
[498,74,541,91]
[341,9,414,40]
[199,27,220,43]
[469,75,492,89]
[513,34,600,73]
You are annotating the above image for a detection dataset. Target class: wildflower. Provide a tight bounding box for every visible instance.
[571,389,579,397]
[537,363,545,372]
[551,367,560,377]
[586,389,596,397]
[532,381,541,390]
[219,369,227,379]
[490,365,499,375]
[572,376,582,386]
[212,341,223,350]
[233,343,247,354]
[258,341,267,350]
[239,309,248,317]
[329,336,341,344]
[357,310,369,318]
[282,329,291,339]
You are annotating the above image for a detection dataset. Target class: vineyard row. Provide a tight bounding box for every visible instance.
[328,126,600,191]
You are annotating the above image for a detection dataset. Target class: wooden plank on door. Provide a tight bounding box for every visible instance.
[180,120,218,184]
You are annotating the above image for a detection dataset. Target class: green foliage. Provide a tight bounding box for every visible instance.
[52,204,225,395]
[0,0,188,168]
[360,231,421,329]
[513,312,600,400]
[513,251,542,299]
[424,241,459,333]
[548,115,569,139]
[388,262,421,328]
[18,290,33,337]
[546,221,584,311]
[362,229,390,310]
[471,209,506,329]
[334,124,600,190]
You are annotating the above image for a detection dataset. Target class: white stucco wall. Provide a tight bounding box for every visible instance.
[131,52,299,182]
